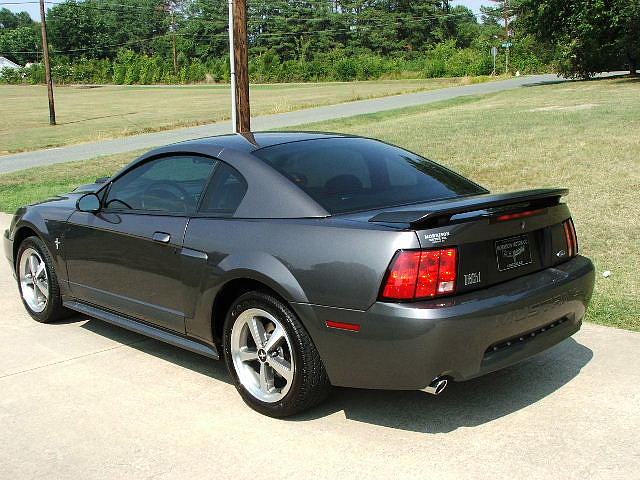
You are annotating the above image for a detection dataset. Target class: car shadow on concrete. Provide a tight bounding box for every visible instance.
[77,315,592,434]
[297,337,593,433]
[79,317,232,384]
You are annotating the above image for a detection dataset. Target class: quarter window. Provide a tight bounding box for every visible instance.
[104,155,217,214]
[199,163,247,216]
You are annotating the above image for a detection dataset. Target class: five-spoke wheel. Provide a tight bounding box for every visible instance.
[19,247,49,313]
[16,236,70,323]
[224,291,331,417]
[230,308,295,403]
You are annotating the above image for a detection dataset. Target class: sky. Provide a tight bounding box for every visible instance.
[4,0,488,20]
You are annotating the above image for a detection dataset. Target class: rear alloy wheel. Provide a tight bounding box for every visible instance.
[16,236,71,323]
[231,307,295,403]
[223,291,330,417]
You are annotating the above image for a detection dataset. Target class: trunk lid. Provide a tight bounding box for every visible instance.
[367,189,574,295]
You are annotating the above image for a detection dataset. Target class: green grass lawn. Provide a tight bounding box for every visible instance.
[0,76,637,331]
[0,76,493,154]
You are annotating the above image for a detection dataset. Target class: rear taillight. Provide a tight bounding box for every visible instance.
[563,218,578,257]
[381,248,458,301]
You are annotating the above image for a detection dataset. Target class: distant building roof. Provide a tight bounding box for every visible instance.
[0,57,21,70]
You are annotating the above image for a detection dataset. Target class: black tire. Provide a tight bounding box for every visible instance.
[223,291,331,417]
[16,236,72,323]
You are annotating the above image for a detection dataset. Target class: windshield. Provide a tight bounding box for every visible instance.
[254,137,487,214]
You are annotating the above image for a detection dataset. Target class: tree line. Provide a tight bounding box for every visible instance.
[0,0,637,84]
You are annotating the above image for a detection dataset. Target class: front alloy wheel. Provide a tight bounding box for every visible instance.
[16,236,71,323]
[19,247,49,313]
[224,291,331,417]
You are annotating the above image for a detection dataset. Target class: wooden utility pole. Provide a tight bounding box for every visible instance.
[503,0,510,39]
[171,8,178,75]
[39,0,56,125]
[229,0,250,133]
[503,0,510,74]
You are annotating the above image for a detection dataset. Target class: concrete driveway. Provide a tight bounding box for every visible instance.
[1,212,638,479]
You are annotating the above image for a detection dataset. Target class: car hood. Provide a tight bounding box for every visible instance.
[72,182,104,193]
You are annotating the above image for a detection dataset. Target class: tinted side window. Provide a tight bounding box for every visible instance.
[105,155,217,214]
[199,163,247,216]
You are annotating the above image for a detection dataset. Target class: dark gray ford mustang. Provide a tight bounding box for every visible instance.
[4,132,595,417]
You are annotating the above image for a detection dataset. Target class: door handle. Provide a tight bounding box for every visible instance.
[152,232,171,243]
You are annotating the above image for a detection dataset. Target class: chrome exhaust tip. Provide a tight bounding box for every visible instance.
[422,377,448,395]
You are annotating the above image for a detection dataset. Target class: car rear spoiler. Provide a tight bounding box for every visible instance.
[368,188,568,227]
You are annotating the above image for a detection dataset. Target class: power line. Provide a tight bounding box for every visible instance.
[1,1,484,57]
[0,0,483,20]
[1,16,470,56]
[0,1,165,10]
[0,33,168,55]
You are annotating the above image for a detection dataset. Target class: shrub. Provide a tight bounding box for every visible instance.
[354,55,384,80]
[26,64,45,84]
[179,65,188,84]
[52,64,74,83]
[188,59,206,83]
[334,57,358,81]
[0,66,24,84]
[0,42,552,85]
[139,56,156,85]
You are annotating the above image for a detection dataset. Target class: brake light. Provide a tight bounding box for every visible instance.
[563,218,578,257]
[381,248,458,301]
[381,251,421,299]
[415,250,440,298]
[495,208,545,222]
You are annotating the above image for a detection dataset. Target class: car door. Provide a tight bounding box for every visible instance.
[180,162,249,337]
[65,154,218,332]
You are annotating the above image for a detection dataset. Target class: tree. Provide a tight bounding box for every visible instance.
[0,26,41,64]
[180,0,228,60]
[480,0,519,35]
[0,8,34,30]
[613,0,640,74]
[0,7,39,65]
[47,1,115,58]
[442,5,481,48]
[47,0,167,59]
[250,1,340,60]
[519,0,640,77]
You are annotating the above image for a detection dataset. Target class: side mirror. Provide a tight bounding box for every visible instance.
[76,193,101,213]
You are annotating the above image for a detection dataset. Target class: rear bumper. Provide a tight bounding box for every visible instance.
[293,255,595,390]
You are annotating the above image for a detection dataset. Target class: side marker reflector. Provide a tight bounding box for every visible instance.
[326,320,361,332]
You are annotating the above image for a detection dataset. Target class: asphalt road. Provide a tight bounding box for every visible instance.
[1,213,639,479]
[0,74,574,174]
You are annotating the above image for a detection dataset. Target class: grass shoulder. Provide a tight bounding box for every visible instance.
[0,76,498,154]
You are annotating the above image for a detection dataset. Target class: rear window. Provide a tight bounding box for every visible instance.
[254,137,486,214]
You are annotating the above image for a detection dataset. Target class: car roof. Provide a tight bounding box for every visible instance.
[169,131,357,153]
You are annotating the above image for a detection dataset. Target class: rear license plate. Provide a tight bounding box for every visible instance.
[495,235,533,272]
